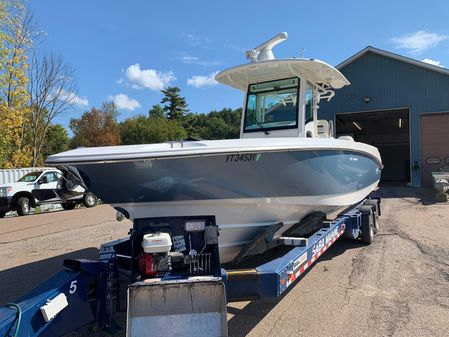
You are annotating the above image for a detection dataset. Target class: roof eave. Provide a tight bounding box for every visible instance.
[337,46,449,77]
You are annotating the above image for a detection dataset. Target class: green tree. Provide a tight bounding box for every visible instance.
[120,115,187,145]
[148,104,165,119]
[161,86,188,120]
[41,124,68,160]
[181,108,241,140]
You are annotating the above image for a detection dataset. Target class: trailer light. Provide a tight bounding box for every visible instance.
[185,220,206,232]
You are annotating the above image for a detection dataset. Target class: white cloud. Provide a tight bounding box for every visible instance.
[108,93,141,111]
[187,71,219,88]
[59,89,89,107]
[421,58,444,67]
[183,33,210,48]
[390,31,447,54]
[180,53,220,66]
[180,55,199,63]
[125,64,175,91]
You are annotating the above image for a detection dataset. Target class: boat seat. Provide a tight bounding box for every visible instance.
[305,120,333,138]
[338,135,355,142]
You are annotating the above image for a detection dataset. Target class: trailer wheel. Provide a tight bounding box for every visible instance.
[359,205,374,244]
[364,199,380,234]
[17,197,31,216]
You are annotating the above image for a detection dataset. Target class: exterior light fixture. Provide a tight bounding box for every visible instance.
[363,97,371,103]
[398,118,402,128]
[352,122,362,131]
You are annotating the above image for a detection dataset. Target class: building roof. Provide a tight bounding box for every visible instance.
[337,46,449,77]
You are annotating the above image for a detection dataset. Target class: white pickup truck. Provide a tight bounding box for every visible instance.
[0,169,97,218]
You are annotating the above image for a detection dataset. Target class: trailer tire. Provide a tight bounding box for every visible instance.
[360,205,374,244]
[364,199,380,234]
[17,197,31,216]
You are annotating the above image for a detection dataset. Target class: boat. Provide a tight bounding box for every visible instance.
[46,33,382,263]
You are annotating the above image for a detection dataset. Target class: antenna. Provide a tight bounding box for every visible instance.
[246,32,288,63]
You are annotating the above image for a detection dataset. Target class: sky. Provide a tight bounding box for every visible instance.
[29,0,449,128]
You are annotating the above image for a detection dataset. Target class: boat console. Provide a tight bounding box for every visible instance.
[215,32,349,139]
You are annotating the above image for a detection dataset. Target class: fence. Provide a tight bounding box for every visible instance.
[0,167,49,185]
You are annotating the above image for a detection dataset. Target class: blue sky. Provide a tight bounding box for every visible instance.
[29,0,449,128]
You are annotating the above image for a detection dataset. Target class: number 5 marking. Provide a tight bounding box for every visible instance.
[69,280,77,294]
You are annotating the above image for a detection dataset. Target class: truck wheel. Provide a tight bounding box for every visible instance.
[83,193,97,208]
[61,202,76,210]
[360,205,374,244]
[0,211,5,218]
[17,197,31,216]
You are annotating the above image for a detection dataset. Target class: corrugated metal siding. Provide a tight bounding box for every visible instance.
[320,51,449,187]
[0,167,48,185]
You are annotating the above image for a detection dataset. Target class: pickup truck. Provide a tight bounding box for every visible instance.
[0,169,97,218]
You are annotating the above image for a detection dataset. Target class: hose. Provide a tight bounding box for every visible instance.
[5,303,21,337]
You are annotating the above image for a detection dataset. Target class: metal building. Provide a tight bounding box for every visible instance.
[320,46,449,187]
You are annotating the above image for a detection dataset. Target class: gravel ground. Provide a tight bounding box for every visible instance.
[1,187,448,337]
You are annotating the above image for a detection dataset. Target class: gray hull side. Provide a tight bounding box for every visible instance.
[72,149,381,204]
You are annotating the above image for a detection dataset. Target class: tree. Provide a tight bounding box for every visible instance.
[28,52,77,166]
[0,0,35,168]
[161,86,188,120]
[41,124,68,160]
[181,108,241,140]
[69,105,121,148]
[148,104,165,119]
[101,100,119,119]
[120,115,187,145]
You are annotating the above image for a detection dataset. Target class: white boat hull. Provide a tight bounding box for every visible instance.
[46,138,382,264]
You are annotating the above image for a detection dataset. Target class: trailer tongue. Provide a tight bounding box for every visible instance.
[0,199,380,337]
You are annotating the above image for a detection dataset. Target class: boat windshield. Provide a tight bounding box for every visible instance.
[244,78,299,133]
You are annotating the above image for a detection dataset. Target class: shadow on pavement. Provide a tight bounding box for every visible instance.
[227,237,364,336]
[376,186,436,205]
[0,247,99,304]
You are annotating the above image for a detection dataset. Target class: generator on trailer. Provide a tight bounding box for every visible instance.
[0,197,380,337]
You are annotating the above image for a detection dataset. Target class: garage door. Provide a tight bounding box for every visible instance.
[420,112,449,187]
[336,109,410,183]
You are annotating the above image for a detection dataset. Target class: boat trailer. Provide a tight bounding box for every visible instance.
[0,198,380,337]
